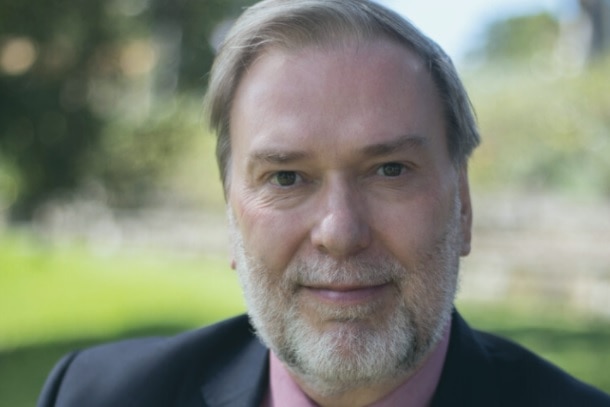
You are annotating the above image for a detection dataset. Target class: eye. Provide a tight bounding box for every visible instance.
[377,162,405,177]
[270,171,300,186]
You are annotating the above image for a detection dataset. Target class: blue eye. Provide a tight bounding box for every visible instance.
[377,163,404,177]
[271,171,299,186]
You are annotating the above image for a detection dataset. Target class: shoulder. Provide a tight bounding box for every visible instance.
[435,312,610,407]
[67,314,257,377]
[37,314,268,407]
[473,327,610,406]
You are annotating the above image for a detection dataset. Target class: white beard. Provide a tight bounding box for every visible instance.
[228,196,462,397]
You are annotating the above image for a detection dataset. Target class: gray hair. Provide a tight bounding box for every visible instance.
[205,0,480,189]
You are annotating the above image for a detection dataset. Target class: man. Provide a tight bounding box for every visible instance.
[38,1,610,406]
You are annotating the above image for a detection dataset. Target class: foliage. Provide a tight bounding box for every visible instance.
[466,56,610,199]
[0,0,253,220]
[88,97,223,208]
[463,10,610,198]
[2,1,608,221]
[467,12,560,63]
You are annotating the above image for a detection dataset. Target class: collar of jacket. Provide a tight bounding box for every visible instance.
[199,321,269,407]
[431,310,501,407]
[199,310,501,407]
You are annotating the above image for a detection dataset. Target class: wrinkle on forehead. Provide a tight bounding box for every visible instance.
[229,38,450,190]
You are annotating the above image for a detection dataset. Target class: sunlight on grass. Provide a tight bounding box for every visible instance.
[0,232,245,350]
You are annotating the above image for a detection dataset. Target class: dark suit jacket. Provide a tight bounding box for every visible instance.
[38,311,610,406]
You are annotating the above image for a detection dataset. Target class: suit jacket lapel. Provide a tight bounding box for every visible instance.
[197,311,502,407]
[200,335,269,407]
[432,311,501,407]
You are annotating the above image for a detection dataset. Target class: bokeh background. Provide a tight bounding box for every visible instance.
[1,0,609,405]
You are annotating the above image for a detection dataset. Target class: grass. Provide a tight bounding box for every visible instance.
[0,230,246,407]
[1,231,609,406]
[0,231,245,350]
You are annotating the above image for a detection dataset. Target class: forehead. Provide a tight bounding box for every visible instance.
[245,38,429,89]
[229,39,446,159]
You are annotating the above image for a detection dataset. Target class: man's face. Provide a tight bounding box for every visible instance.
[227,39,472,394]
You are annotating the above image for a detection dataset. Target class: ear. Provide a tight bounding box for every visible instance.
[458,166,473,257]
[230,258,236,270]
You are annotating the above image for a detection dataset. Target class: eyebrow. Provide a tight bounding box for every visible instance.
[361,134,427,157]
[247,150,311,172]
[247,134,427,170]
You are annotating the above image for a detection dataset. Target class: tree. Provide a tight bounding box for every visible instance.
[467,12,560,64]
[0,0,253,220]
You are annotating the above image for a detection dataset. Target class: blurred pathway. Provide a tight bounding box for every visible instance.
[462,193,610,317]
[30,192,610,317]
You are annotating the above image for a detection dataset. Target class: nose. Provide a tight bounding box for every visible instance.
[310,180,371,258]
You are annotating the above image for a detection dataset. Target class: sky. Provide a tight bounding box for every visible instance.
[375,0,565,64]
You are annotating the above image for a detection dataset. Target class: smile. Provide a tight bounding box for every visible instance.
[302,283,392,305]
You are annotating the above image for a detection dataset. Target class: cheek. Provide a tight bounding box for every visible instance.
[375,197,446,254]
[232,197,311,272]
[385,198,460,319]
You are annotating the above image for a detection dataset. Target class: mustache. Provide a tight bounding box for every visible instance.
[286,256,405,287]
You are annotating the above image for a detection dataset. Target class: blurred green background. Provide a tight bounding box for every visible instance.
[1,0,610,405]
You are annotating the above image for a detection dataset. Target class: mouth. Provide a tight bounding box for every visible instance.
[302,283,392,305]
